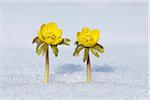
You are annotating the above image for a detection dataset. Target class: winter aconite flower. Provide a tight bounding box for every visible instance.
[38,23,63,45]
[77,27,99,47]
[73,27,104,82]
[33,22,70,83]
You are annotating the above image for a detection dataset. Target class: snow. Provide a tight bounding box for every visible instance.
[0,43,148,100]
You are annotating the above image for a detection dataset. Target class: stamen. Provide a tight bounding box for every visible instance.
[85,39,89,42]
[90,38,93,41]
[51,35,56,39]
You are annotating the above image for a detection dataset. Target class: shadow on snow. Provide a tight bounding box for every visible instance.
[56,64,114,74]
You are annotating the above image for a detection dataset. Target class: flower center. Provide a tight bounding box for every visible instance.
[51,34,56,39]
[46,32,57,39]
[83,35,93,42]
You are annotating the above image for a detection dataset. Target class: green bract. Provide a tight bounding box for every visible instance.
[73,41,104,62]
[32,36,70,57]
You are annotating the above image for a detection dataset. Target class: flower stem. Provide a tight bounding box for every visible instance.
[86,53,91,82]
[43,48,49,83]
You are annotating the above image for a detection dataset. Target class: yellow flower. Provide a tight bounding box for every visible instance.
[76,27,100,47]
[38,22,63,45]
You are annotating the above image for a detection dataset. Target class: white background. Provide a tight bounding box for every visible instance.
[0,1,149,100]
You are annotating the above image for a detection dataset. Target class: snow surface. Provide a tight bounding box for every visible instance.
[0,43,148,100]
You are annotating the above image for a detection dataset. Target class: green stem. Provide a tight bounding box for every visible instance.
[86,53,91,82]
[43,48,49,83]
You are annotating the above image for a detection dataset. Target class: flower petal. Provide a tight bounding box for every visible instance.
[40,24,48,38]
[81,27,90,33]
[56,29,62,38]
[76,32,81,42]
[51,38,63,45]
[47,22,57,30]
[45,38,51,44]
[38,30,44,41]
[91,29,100,43]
